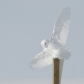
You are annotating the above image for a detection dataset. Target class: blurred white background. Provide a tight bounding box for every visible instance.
[0,0,84,84]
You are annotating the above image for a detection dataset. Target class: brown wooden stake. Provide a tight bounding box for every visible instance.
[53,58,59,84]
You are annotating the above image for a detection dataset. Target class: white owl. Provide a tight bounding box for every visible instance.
[29,7,71,69]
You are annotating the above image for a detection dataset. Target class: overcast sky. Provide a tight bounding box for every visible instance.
[0,0,84,80]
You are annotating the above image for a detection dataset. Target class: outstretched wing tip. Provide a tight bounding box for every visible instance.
[29,49,54,69]
[50,7,71,45]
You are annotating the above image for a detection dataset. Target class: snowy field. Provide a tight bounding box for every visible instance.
[0,78,84,84]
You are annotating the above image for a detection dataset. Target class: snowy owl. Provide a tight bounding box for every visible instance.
[29,7,71,69]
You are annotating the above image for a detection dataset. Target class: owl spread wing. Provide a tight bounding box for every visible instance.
[29,49,54,69]
[50,7,71,45]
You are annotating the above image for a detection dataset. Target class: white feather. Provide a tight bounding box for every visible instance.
[29,7,71,69]
[50,7,71,45]
[29,49,55,69]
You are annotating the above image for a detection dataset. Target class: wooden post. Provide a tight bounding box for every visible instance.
[53,58,59,84]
